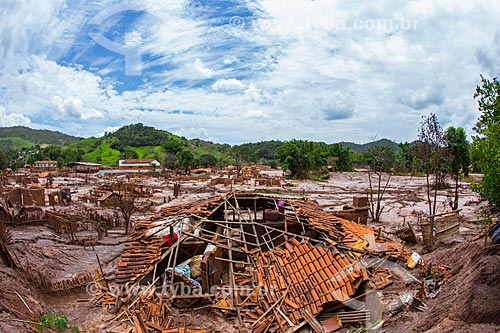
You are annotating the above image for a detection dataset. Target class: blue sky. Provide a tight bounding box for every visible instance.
[0,0,499,144]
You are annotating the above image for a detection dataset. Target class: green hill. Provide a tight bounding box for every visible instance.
[0,126,81,150]
[1,123,401,168]
[68,123,229,166]
[339,138,400,153]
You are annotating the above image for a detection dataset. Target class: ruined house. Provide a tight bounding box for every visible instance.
[96,192,409,332]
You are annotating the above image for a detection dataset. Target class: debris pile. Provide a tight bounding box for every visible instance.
[91,192,419,332]
[249,239,367,331]
[92,282,208,333]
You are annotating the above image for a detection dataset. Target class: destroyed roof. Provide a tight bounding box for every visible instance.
[251,238,369,329]
[114,192,408,286]
[115,195,225,284]
[103,192,413,332]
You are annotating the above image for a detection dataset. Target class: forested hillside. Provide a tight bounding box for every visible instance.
[0,126,81,151]
[0,123,405,176]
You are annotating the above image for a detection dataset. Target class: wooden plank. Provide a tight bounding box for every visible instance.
[132,313,146,333]
[301,309,325,333]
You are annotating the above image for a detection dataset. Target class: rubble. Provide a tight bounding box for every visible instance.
[93,192,414,332]
[0,168,496,332]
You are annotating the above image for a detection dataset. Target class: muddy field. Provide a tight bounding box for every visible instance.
[0,170,499,333]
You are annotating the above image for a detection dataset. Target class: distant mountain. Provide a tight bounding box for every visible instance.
[0,124,403,167]
[0,126,81,151]
[339,138,399,153]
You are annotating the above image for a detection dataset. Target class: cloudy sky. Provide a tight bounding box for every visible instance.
[0,0,499,144]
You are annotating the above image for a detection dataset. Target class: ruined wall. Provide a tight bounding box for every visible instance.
[6,188,45,206]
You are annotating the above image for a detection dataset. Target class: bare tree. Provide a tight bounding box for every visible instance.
[366,145,395,222]
[109,183,142,234]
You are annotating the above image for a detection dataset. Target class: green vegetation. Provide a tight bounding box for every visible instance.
[81,144,121,165]
[472,75,500,209]
[445,126,471,210]
[0,150,10,169]
[176,149,195,173]
[276,140,352,179]
[0,137,35,151]
[0,123,378,172]
[129,146,162,159]
[196,153,218,167]
[0,112,484,192]
[0,311,79,332]
[339,138,399,153]
[0,126,80,148]
[38,312,79,332]
[393,141,425,175]
[111,123,168,147]
[238,140,284,163]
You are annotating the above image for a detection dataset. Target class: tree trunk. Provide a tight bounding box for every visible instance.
[453,175,459,210]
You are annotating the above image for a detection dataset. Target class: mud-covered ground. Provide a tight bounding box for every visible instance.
[1,170,498,333]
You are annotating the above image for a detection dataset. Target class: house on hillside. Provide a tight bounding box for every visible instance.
[33,160,58,171]
[117,158,161,172]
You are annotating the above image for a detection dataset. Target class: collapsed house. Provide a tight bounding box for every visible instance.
[93,192,410,332]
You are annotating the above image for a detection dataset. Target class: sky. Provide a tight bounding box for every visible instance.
[0,0,499,145]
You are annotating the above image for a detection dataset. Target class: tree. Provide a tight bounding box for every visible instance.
[328,143,352,171]
[276,140,313,179]
[0,150,10,169]
[176,149,194,174]
[197,153,218,167]
[472,75,500,209]
[163,153,176,170]
[56,157,64,169]
[276,140,351,179]
[113,123,168,147]
[162,136,183,154]
[416,114,446,249]
[121,149,138,159]
[44,145,63,160]
[445,126,471,210]
[365,146,395,222]
[394,142,411,174]
[116,193,137,235]
[62,147,84,164]
[237,140,284,162]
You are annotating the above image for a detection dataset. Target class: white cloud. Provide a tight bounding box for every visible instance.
[399,82,445,110]
[51,96,104,120]
[0,106,32,127]
[211,78,245,92]
[244,83,270,104]
[0,0,499,144]
[0,56,112,134]
[99,126,121,137]
[124,30,144,49]
[190,58,215,78]
[243,109,268,119]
